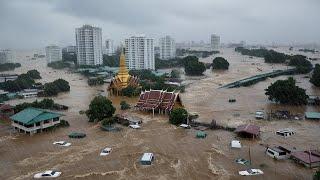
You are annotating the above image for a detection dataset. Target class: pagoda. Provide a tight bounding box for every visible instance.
[107,52,140,96]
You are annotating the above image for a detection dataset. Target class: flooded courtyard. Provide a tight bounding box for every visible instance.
[0,48,320,179]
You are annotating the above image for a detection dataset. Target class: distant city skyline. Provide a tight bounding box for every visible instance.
[0,0,320,49]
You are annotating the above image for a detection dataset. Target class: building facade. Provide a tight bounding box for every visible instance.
[45,45,62,63]
[62,46,77,54]
[125,35,155,70]
[0,49,15,64]
[75,25,103,65]
[105,39,115,56]
[159,36,176,60]
[211,34,220,50]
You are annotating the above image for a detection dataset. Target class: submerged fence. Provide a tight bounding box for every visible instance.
[220,68,297,88]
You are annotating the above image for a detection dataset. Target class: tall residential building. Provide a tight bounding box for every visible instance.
[124,35,155,70]
[62,46,77,54]
[75,25,103,65]
[45,45,62,63]
[211,34,220,50]
[0,49,15,64]
[159,36,176,60]
[105,39,115,56]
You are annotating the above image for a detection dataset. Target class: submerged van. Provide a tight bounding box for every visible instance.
[140,153,154,165]
[276,129,295,137]
[266,146,291,160]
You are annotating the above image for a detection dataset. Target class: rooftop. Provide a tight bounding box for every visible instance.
[235,124,260,135]
[10,107,64,125]
[305,112,320,119]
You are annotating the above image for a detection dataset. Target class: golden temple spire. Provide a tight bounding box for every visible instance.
[116,50,130,88]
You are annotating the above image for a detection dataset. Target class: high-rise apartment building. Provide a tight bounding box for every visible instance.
[0,49,15,64]
[211,34,220,50]
[124,35,155,70]
[105,39,115,56]
[45,45,62,63]
[75,25,103,65]
[159,36,176,60]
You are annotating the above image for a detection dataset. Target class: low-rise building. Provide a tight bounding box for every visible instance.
[235,124,260,139]
[18,89,40,98]
[10,107,64,135]
[291,150,320,168]
[0,74,18,83]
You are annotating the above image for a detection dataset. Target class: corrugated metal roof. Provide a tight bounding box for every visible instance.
[10,107,64,125]
[305,112,320,119]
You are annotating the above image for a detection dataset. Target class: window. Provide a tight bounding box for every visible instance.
[267,149,275,155]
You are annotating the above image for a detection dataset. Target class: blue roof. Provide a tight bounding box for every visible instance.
[10,107,64,125]
[305,112,320,119]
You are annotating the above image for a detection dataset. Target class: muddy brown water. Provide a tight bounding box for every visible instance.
[0,48,319,179]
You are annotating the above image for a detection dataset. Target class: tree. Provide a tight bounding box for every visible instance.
[265,77,308,105]
[314,169,320,180]
[289,55,313,74]
[26,69,41,79]
[212,57,229,70]
[86,96,116,122]
[169,108,188,125]
[103,55,119,67]
[183,56,206,76]
[310,64,320,87]
[120,101,131,110]
[170,69,180,78]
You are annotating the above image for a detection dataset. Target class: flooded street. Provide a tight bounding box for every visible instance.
[1,48,320,179]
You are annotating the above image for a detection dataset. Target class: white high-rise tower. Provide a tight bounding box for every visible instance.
[159,36,176,60]
[75,25,103,65]
[211,34,220,50]
[45,45,62,63]
[124,35,155,70]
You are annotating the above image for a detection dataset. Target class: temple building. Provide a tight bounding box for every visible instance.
[135,89,183,116]
[107,52,140,96]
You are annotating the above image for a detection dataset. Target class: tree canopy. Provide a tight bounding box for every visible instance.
[288,55,313,74]
[212,57,229,70]
[265,77,308,105]
[86,96,116,122]
[183,56,206,76]
[103,55,119,67]
[310,64,320,87]
[0,63,21,72]
[26,69,41,79]
[43,78,70,96]
[235,47,289,63]
[0,70,39,92]
[169,108,188,125]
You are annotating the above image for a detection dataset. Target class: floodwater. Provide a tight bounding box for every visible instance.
[0,48,320,179]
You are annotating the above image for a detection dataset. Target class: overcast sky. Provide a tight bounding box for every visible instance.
[0,0,319,49]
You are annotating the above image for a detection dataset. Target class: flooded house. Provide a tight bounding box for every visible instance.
[234,124,260,139]
[291,150,320,168]
[266,146,291,160]
[10,107,64,135]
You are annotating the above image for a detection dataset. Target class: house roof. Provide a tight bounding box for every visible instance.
[291,151,320,163]
[305,112,320,119]
[235,124,260,135]
[0,104,13,111]
[10,107,64,125]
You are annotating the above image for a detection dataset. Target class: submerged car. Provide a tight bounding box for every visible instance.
[53,141,71,147]
[235,158,250,165]
[129,124,141,129]
[100,147,112,156]
[179,124,191,129]
[34,170,61,178]
[239,169,263,176]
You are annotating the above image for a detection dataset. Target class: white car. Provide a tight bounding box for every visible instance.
[100,147,112,156]
[255,111,265,119]
[179,124,191,129]
[129,124,141,129]
[34,170,61,178]
[53,141,71,147]
[239,169,263,176]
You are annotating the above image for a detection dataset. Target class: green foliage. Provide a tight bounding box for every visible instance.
[48,61,71,69]
[169,108,188,125]
[120,101,131,110]
[0,71,37,92]
[26,69,41,79]
[59,119,70,127]
[265,77,308,105]
[43,79,70,96]
[235,47,289,63]
[14,98,55,112]
[121,86,139,97]
[212,57,229,70]
[0,63,21,72]
[289,55,313,74]
[170,69,180,78]
[86,96,116,122]
[88,77,104,86]
[184,56,206,76]
[314,169,320,180]
[176,49,219,58]
[101,117,117,126]
[103,55,119,67]
[155,57,184,69]
[310,64,320,87]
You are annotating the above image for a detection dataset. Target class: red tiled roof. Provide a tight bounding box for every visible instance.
[235,124,260,135]
[0,104,13,111]
[291,151,320,163]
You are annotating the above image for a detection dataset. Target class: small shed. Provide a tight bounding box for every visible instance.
[140,153,154,165]
[231,140,241,148]
[291,150,320,168]
[305,112,320,120]
[234,124,260,139]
